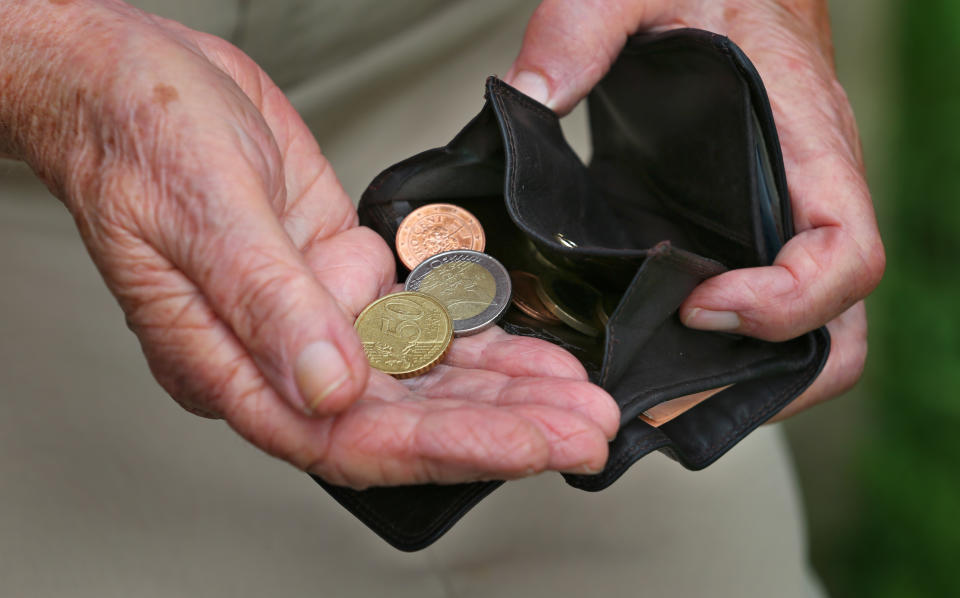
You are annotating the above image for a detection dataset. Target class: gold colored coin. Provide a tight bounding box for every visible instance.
[395,203,486,270]
[596,293,621,328]
[535,272,603,337]
[524,238,562,272]
[553,232,578,249]
[354,291,453,378]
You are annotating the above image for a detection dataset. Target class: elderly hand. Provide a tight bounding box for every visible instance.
[0,0,618,488]
[506,0,885,420]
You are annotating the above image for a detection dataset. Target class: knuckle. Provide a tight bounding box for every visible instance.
[228,253,309,340]
[833,315,870,396]
[836,338,868,396]
[863,237,887,292]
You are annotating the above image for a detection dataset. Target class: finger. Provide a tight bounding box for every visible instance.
[679,159,884,341]
[190,206,369,416]
[669,13,883,341]
[768,301,868,422]
[403,365,619,439]
[504,0,676,114]
[77,31,372,417]
[124,252,609,484]
[188,30,359,245]
[444,326,588,380]
[116,257,555,488]
[318,399,609,486]
[259,81,358,246]
[137,144,368,417]
[502,404,610,473]
[315,400,550,487]
[109,237,277,422]
[301,225,396,316]
[679,230,878,341]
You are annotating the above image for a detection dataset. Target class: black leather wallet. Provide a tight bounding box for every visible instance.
[312,28,829,551]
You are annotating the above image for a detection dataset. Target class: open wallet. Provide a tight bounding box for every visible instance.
[311,28,830,551]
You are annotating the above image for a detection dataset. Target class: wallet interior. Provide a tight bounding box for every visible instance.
[316,29,830,551]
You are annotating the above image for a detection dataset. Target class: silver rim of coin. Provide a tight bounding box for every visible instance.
[404,250,512,336]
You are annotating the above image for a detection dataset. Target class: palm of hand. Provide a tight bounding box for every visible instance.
[67,12,616,488]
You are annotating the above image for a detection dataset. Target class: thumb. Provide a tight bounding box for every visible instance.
[504,0,676,115]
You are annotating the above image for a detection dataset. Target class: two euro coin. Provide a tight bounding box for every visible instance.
[405,250,512,337]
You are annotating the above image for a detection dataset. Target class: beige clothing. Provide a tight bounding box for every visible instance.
[0,2,823,596]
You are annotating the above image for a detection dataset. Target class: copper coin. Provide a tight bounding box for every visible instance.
[509,271,562,325]
[396,203,485,270]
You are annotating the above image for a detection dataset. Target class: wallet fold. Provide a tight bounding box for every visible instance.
[316,28,830,551]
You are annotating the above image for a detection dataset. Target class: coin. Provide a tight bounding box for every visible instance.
[405,250,511,336]
[536,271,603,337]
[396,203,486,270]
[553,232,578,249]
[524,238,561,272]
[509,270,563,325]
[596,293,621,328]
[354,291,453,378]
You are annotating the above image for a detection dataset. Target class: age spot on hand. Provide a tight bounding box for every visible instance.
[153,84,179,108]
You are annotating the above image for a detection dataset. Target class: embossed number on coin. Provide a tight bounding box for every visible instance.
[354,291,453,378]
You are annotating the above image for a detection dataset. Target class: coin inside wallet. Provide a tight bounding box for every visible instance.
[318,28,830,551]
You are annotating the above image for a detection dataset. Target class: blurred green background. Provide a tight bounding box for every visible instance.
[784,1,960,595]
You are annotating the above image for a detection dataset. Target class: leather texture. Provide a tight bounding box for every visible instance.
[315,28,830,551]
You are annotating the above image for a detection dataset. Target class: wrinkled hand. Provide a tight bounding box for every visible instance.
[2,0,618,487]
[506,0,886,419]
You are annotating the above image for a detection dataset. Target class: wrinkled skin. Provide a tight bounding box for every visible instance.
[0,0,882,489]
[505,0,885,421]
[1,0,618,488]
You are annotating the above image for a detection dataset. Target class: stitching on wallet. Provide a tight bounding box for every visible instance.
[599,344,819,485]
[491,90,523,223]
[681,333,827,465]
[657,249,726,278]
[576,434,668,489]
[602,252,722,392]
[601,256,664,388]
[491,80,555,122]
[616,349,792,414]
[682,359,813,465]
[610,436,665,471]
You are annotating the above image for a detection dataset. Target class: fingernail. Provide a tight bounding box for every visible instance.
[561,463,603,475]
[509,70,551,107]
[294,341,350,413]
[683,308,741,332]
